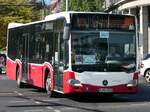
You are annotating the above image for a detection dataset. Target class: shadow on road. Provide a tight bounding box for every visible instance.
[66,77,150,103]
[8,95,105,112]
[2,76,150,105]
[3,77,150,112]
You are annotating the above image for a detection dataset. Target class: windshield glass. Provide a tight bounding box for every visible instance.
[71,31,136,73]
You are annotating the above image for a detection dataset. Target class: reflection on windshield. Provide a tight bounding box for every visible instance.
[71,31,136,73]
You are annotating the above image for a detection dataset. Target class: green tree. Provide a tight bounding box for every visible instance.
[61,0,104,12]
[0,0,40,51]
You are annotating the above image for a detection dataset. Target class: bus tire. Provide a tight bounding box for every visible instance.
[144,69,150,83]
[16,69,24,88]
[45,74,55,97]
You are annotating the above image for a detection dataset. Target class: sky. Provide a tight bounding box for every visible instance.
[36,0,51,5]
[44,0,51,5]
[37,0,60,7]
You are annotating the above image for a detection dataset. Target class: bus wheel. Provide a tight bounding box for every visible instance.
[46,76,54,97]
[16,69,24,88]
[145,69,150,83]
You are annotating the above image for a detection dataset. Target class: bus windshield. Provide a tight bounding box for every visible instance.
[71,31,136,73]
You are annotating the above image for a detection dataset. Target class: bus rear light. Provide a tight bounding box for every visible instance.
[67,79,82,87]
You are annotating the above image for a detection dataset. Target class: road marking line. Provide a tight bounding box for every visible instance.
[130,102,150,106]
[60,107,77,110]
[54,109,61,112]
[18,93,23,96]
[45,106,54,109]
[35,101,41,104]
[9,100,28,103]
[42,99,60,102]
[14,91,23,96]
[98,102,150,109]
[24,109,44,112]
[0,92,14,95]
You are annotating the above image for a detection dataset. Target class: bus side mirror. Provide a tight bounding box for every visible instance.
[63,25,70,40]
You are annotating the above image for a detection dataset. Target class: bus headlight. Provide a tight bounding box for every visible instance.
[68,79,82,86]
[127,80,138,87]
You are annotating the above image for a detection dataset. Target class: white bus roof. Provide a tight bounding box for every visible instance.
[8,11,134,29]
[8,23,24,29]
[44,11,108,23]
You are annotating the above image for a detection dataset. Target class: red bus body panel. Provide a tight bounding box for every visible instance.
[63,71,138,94]
[6,58,17,80]
[28,64,44,88]
[63,71,75,93]
[6,57,54,89]
[6,57,138,94]
[28,62,53,89]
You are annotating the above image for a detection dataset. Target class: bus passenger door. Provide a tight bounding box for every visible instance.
[58,33,64,91]
[21,33,29,82]
[53,32,64,91]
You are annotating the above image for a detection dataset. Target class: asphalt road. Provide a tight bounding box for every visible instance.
[0,74,150,112]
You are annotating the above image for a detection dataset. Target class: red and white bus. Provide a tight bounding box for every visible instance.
[6,11,139,96]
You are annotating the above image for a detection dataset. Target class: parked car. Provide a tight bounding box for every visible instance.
[0,53,6,74]
[140,53,150,83]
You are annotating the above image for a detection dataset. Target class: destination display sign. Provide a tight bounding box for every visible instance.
[71,13,135,31]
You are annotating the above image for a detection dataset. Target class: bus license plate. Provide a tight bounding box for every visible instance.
[98,88,113,93]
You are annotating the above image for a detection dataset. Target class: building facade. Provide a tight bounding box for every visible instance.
[105,0,150,57]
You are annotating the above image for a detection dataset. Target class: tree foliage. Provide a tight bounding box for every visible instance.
[61,0,104,12]
[0,0,40,51]
[0,0,105,50]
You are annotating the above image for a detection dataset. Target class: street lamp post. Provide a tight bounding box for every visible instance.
[66,0,68,11]
[42,0,46,19]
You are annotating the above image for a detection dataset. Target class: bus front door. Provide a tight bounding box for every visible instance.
[21,33,29,82]
[53,32,64,91]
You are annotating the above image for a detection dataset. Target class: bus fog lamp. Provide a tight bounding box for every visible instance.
[127,80,138,87]
[68,79,82,86]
